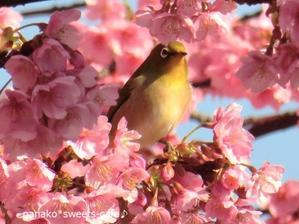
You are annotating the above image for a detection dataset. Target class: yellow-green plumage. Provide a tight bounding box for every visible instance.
[108,41,191,147]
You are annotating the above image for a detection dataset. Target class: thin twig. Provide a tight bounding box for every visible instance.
[0,79,11,95]
[191,110,299,138]
[233,0,272,5]
[20,1,86,16]
[191,79,211,89]
[0,0,49,7]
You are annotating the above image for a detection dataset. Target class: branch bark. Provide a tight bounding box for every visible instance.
[191,79,211,89]
[191,111,299,138]
[233,0,272,5]
[20,1,86,16]
[0,0,86,16]
[0,0,49,7]
[244,111,298,138]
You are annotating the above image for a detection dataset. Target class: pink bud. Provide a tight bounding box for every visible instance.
[161,162,175,182]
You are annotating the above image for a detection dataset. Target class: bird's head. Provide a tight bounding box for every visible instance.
[160,41,187,58]
[144,41,188,74]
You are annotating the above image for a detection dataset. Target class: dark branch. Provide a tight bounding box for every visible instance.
[20,1,86,16]
[0,0,50,7]
[239,10,263,22]
[192,79,211,89]
[191,111,299,138]
[244,111,299,138]
[233,0,272,5]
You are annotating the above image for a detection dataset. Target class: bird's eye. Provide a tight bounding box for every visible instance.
[160,48,169,58]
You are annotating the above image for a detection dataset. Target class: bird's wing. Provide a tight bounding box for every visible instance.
[107,70,145,122]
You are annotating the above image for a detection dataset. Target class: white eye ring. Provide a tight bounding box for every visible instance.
[160,48,169,58]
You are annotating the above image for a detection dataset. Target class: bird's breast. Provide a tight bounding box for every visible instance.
[121,75,191,146]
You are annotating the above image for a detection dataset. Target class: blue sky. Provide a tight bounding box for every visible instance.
[1,0,298,181]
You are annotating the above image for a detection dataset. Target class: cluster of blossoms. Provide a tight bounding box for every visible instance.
[136,0,236,43]
[186,11,291,109]
[0,102,285,224]
[77,0,154,82]
[82,0,296,110]
[267,180,299,224]
[0,1,297,224]
[237,0,299,93]
[0,9,118,158]
[0,7,22,52]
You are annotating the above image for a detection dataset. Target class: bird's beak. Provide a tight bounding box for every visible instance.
[181,52,187,56]
[169,51,187,56]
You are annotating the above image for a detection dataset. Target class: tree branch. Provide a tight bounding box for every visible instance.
[0,0,86,16]
[233,0,272,5]
[191,111,299,138]
[244,111,299,138]
[0,0,49,7]
[20,1,86,16]
[191,79,211,89]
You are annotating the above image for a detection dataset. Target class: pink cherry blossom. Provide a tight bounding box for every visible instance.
[212,103,254,163]
[23,158,55,191]
[48,104,90,139]
[7,186,49,218]
[38,194,88,224]
[3,125,62,159]
[70,116,111,159]
[45,9,81,49]
[0,3,298,224]
[85,192,120,223]
[275,44,299,88]
[77,25,113,68]
[172,189,208,213]
[195,12,228,41]
[105,20,153,75]
[85,0,126,22]
[32,76,81,119]
[221,166,252,190]
[0,90,37,142]
[112,117,141,154]
[0,7,22,28]
[177,0,202,17]
[237,51,278,92]
[0,159,52,215]
[174,170,204,192]
[85,85,118,118]
[138,0,162,10]
[279,0,299,46]
[129,152,147,169]
[211,0,237,14]
[5,55,39,92]
[32,38,70,75]
[249,162,284,207]
[269,180,299,218]
[117,167,149,190]
[95,184,138,204]
[230,208,264,224]
[205,196,238,222]
[0,158,8,184]
[85,155,128,190]
[136,10,195,43]
[248,85,291,110]
[178,213,210,224]
[131,206,171,224]
[161,162,175,182]
[76,65,98,88]
[61,160,89,178]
